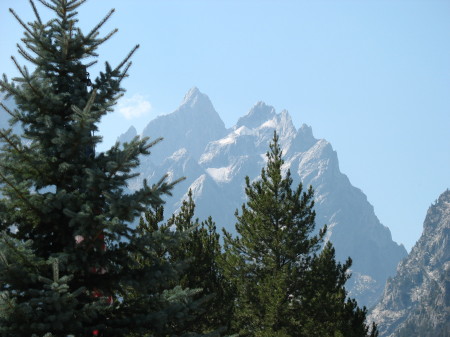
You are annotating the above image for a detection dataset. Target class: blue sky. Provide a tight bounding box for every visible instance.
[1,0,449,251]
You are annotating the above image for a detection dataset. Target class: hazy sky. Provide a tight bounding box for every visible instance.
[1,0,449,251]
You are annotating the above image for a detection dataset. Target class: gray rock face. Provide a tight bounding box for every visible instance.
[369,189,450,337]
[125,88,407,308]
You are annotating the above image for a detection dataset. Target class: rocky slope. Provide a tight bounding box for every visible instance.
[369,189,450,337]
[123,87,407,308]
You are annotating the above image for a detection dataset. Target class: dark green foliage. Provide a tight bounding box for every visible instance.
[300,242,378,337]
[0,0,203,336]
[0,233,109,336]
[222,132,378,337]
[138,191,233,335]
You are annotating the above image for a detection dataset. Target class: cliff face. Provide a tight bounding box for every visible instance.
[369,189,450,337]
[121,88,407,308]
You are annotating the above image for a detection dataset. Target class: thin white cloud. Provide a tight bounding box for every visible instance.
[118,94,152,120]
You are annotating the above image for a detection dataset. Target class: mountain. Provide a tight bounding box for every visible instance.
[123,87,407,308]
[368,189,450,337]
[140,87,227,164]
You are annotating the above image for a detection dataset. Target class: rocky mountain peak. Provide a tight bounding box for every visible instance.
[424,189,450,231]
[182,86,201,102]
[286,123,318,155]
[236,101,276,129]
[180,86,215,112]
[299,123,314,139]
[140,88,226,163]
[276,109,295,132]
[369,189,450,337]
[172,87,224,128]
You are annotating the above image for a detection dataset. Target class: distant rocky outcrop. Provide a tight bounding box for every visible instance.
[121,87,407,308]
[117,125,137,145]
[369,189,450,337]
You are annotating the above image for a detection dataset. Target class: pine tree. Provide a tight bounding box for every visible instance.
[138,191,233,335]
[222,131,377,337]
[300,242,378,337]
[0,1,203,336]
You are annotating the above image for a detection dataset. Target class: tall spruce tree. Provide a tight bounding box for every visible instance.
[0,1,203,336]
[222,132,378,337]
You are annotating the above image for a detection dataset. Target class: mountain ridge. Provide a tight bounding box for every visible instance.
[120,87,407,308]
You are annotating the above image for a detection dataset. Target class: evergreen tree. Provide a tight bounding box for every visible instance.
[138,191,233,335]
[300,242,378,337]
[0,1,203,336]
[222,132,377,337]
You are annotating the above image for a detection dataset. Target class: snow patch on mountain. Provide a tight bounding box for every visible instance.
[169,148,188,161]
[189,174,207,199]
[206,166,234,183]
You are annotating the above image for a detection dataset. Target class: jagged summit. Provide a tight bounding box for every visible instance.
[182,86,201,104]
[299,123,314,138]
[179,86,218,114]
[236,101,276,129]
[140,88,226,163]
[287,123,318,154]
[183,86,200,100]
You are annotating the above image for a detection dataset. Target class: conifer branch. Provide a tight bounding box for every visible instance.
[0,129,45,179]
[115,44,140,72]
[22,42,46,60]
[118,61,131,83]
[66,0,87,12]
[105,148,136,180]
[0,80,27,103]
[85,60,98,68]
[85,8,115,41]
[0,171,42,217]
[0,233,40,271]
[0,102,16,119]
[90,28,119,50]
[9,8,34,36]
[144,136,163,151]
[11,56,41,97]
[62,32,69,59]
[52,258,59,281]
[0,128,23,153]
[37,0,57,11]
[20,26,55,59]
[29,0,42,25]
[16,46,40,66]
[83,88,97,114]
